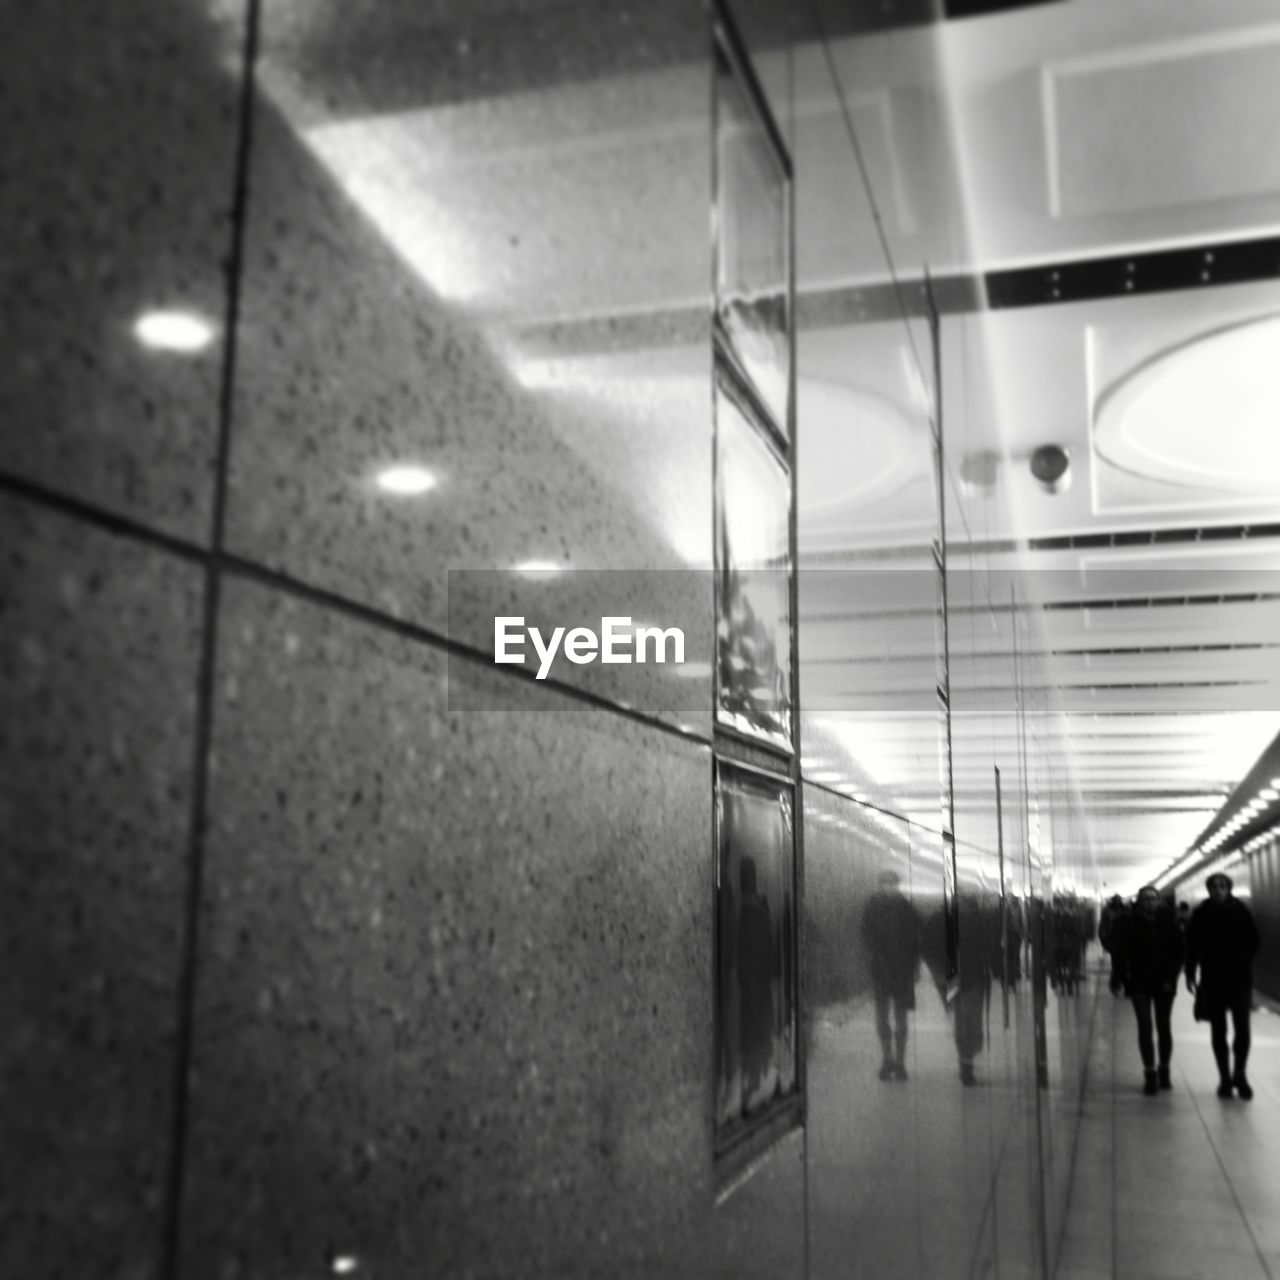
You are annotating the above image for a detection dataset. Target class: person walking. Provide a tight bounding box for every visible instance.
[861,869,922,1081]
[953,893,998,1086]
[1099,894,1129,997]
[1186,873,1261,1100]
[1115,885,1184,1095]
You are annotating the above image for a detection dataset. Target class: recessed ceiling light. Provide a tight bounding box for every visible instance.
[133,309,216,353]
[375,465,437,495]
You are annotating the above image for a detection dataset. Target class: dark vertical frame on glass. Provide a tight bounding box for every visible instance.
[925,278,958,987]
[710,0,800,1170]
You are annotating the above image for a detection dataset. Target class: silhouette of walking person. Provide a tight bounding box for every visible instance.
[954,894,997,1085]
[1186,873,1260,1100]
[1116,884,1183,1094]
[737,856,776,1106]
[861,869,921,1081]
[1099,894,1130,997]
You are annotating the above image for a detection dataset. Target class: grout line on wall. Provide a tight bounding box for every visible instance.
[0,469,717,760]
[0,471,208,565]
[159,0,264,1274]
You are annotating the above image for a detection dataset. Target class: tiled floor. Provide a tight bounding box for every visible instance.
[1054,981,1280,1280]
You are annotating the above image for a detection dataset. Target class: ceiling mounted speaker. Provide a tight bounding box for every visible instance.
[1030,444,1071,495]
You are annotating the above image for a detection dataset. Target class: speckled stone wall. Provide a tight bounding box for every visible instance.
[0,495,204,1276]
[0,0,811,1277]
[0,0,245,542]
[180,579,716,1277]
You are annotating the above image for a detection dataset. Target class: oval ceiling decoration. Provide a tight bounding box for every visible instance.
[1095,314,1280,493]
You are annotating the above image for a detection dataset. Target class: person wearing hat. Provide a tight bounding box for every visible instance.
[1185,873,1261,1100]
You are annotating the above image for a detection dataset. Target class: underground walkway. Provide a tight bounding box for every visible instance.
[805,954,1278,1280]
[1054,979,1280,1280]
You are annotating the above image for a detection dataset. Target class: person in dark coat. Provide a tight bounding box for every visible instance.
[1099,894,1129,997]
[953,893,997,1086]
[737,857,777,1105]
[861,869,922,1081]
[1115,884,1184,1094]
[1186,873,1261,1100]
[1002,898,1024,991]
[1176,901,1191,943]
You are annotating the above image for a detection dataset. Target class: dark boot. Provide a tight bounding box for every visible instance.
[1233,1073,1253,1101]
[878,1061,894,1081]
[1157,1065,1172,1090]
[1143,1070,1159,1096]
[1217,1078,1233,1099]
[959,1063,977,1086]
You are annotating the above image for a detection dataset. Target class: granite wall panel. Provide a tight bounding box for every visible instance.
[179,576,716,1278]
[0,495,203,1277]
[0,0,245,543]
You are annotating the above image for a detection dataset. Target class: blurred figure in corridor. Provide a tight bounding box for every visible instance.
[953,894,998,1086]
[1099,893,1129,996]
[1186,873,1260,1100]
[861,869,921,1081]
[1116,885,1183,1095]
[738,856,777,1104]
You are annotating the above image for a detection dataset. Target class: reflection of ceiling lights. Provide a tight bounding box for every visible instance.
[1095,315,1280,493]
[375,465,437,495]
[797,379,922,513]
[958,449,1000,495]
[133,309,216,353]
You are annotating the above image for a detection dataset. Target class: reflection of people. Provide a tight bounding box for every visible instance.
[861,870,921,1081]
[954,895,997,1086]
[1186,874,1260,1100]
[737,857,776,1104]
[1116,885,1183,1095]
[717,862,739,1098]
[1050,897,1083,995]
[1002,899,1023,991]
